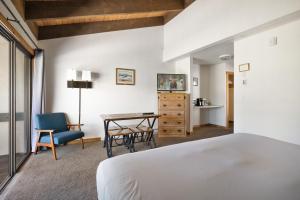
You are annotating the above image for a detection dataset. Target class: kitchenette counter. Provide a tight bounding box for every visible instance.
[194,105,223,109]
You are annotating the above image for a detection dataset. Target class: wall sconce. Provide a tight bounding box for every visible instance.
[67,69,93,128]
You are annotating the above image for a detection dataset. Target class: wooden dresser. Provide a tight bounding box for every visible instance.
[158,93,190,137]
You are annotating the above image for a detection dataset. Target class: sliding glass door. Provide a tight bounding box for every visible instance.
[15,47,31,167]
[0,27,31,191]
[0,31,10,187]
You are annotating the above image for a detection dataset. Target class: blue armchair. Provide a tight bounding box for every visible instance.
[35,113,84,160]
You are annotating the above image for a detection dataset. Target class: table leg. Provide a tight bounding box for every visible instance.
[103,120,110,148]
[148,117,157,148]
[107,135,113,157]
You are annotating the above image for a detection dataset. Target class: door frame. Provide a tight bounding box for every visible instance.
[226,71,234,128]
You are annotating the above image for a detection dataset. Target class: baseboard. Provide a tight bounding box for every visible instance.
[193,124,227,128]
[193,124,209,128]
[69,136,101,144]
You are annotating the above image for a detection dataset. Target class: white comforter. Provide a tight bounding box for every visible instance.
[96,133,300,200]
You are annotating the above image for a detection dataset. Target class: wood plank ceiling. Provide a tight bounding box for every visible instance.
[11,0,195,40]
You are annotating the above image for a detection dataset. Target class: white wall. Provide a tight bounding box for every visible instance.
[191,60,200,126]
[174,57,191,93]
[173,56,193,132]
[208,63,233,126]
[39,27,174,138]
[198,62,233,126]
[163,0,300,61]
[234,19,300,144]
[199,65,210,125]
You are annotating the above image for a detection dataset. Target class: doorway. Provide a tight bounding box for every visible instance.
[226,72,234,129]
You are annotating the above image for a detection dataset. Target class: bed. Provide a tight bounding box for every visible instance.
[96,133,300,200]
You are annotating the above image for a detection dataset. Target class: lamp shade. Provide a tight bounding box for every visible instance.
[82,70,92,81]
[67,69,78,80]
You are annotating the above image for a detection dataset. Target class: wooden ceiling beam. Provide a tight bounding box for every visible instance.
[38,17,164,40]
[164,0,195,24]
[11,0,39,39]
[33,10,178,27]
[184,0,195,8]
[25,0,185,20]
[164,11,181,24]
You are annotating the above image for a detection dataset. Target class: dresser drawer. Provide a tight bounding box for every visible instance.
[159,93,185,101]
[160,111,184,118]
[159,101,184,110]
[159,127,186,137]
[159,118,184,126]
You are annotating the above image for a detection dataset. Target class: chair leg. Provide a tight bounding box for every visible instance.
[34,145,39,155]
[50,143,57,160]
[81,137,85,149]
[34,133,41,154]
[49,134,57,160]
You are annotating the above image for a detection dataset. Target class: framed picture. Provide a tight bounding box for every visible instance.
[116,68,135,85]
[157,74,186,91]
[239,63,250,72]
[193,77,198,86]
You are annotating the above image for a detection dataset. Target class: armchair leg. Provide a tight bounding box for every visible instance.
[49,134,57,160]
[34,133,41,154]
[51,144,57,160]
[81,138,85,149]
[34,146,38,155]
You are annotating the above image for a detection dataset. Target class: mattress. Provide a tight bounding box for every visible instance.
[96,133,300,200]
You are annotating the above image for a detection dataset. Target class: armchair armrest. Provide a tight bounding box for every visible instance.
[67,124,84,127]
[35,129,55,133]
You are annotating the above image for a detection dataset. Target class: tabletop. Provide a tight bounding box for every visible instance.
[100,113,160,121]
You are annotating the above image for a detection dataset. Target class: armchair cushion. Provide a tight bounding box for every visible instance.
[40,131,84,145]
[35,113,68,133]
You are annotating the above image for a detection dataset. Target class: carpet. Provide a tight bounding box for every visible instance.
[0,125,232,200]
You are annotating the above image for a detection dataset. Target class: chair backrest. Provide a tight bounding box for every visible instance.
[35,113,68,133]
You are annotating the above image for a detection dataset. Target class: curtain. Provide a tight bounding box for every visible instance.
[31,49,45,152]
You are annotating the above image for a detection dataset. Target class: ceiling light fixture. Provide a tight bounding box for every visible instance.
[219,54,233,61]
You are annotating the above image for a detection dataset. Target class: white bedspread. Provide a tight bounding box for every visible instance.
[96,133,300,200]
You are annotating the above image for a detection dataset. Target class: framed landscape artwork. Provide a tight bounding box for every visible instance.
[157,74,186,91]
[116,68,135,85]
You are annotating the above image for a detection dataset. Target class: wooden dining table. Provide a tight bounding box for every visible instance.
[100,113,160,157]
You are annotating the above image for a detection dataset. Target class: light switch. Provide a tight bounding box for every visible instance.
[269,36,277,46]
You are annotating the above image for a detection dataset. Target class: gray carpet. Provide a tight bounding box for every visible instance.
[0,125,232,200]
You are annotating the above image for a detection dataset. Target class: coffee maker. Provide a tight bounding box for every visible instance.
[195,98,204,106]
[195,98,208,106]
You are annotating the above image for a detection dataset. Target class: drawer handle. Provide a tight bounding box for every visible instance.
[163,104,167,107]
[177,129,182,132]
[177,113,182,116]
[163,130,167,133]
[163,113,167,116]
[177,121,181,124]
[163,121,167,124]
[177,104,182,107]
